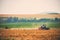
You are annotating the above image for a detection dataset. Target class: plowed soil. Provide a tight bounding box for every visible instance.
[0,29,60,40]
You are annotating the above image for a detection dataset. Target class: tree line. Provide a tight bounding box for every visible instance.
[0,17,60,23]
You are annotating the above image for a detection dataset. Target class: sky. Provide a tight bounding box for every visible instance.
[0,0,60,14]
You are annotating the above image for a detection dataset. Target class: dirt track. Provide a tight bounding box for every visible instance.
[0,29,60,40]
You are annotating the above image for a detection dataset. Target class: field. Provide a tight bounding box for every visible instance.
[0,29,60,40]
[0,22,60,28]
[0,14,60,40]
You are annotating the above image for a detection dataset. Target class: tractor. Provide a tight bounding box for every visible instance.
[39,24,50,30]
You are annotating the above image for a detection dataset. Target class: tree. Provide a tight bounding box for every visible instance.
[55,18,58,22]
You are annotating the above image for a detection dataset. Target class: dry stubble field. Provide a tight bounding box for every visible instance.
[0,29,60,40]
